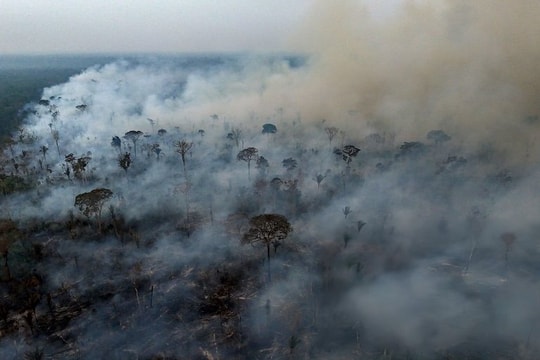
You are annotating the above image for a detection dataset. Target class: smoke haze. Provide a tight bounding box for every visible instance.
[294,0,540,161]
[0,1,540,359]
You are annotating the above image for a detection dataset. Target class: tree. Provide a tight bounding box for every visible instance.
[313,173,327,191]
[256,156,269,176]
[48,123,61,157]
[151,144,162,161]
[147,118,156,133]
[175,139,193,173]
[39,145,48,164]
[282,157,297,171]
[227,128,242,148]
[397,142,425,159]
[111,136,122,153]
[426,130,451,144]
[0,219,21,280]
[124,130,144,158]
[119,152,131,174]
[74,188,113,233]
[65,153,91,183]
[341,145,361,167]
[242,214,292,282]
[501,232,516,269]
[237,147,259,180]
[262,123,277,134]
[325,127,338,146]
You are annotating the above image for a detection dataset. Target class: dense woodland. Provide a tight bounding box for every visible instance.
[0,56,539,360]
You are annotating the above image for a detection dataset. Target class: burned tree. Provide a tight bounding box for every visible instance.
[242,213,292,282]
[237,147,259,180]
[74,188,113,232]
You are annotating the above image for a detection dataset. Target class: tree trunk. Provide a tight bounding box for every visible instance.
[3,252,10,281]
[266,243,271,283]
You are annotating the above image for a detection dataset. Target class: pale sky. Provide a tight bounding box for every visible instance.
[0,0,313,54]
[0,0,400,55]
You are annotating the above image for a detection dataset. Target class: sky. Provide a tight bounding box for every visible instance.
[0,0,398,55]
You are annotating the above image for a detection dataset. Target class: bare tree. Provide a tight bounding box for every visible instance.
[119,152,131,175]
[175,139,193,173]
[0,219,21,280]
[48,123,61,157]
[74,188,113,233]
[242,213,293,282]
[325,127,338,146]
[228,128,243,148]
[237,147,259,180]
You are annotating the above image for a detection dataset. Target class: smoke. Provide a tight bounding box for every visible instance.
[1,1,540,358]
[290,0,540,161]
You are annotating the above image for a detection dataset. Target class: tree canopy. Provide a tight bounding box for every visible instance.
[74,188,113,232]
[262,123,277,134]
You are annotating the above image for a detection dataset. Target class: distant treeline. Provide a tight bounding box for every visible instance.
[0,69,78,138]
[0,54,120,141]
[0,68,81,139]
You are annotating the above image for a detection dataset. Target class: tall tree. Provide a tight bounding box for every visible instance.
[124,130,144,158]
[242,213,292,282]
[325,127,338,146]
[227,128,243,148]
[175,139,193,174]
[74,188,113,233]
[237,147,258,180]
